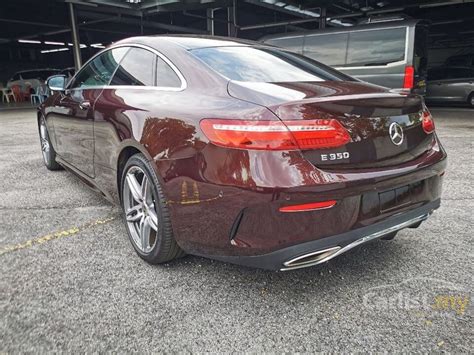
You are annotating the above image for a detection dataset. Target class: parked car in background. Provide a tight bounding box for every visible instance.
[426,66,474,107]
[38,36,446,271]
[261,19,429,95]
[445,54,474,67]
[7,69,60,91]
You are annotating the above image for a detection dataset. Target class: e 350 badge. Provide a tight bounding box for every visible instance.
[321,152,350,161]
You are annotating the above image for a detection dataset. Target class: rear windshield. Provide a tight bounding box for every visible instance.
[191,46,353,83]
[345,27,406,66]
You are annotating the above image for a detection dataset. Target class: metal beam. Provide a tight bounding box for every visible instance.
[17,17,117,41]
[69,2,82,70]
[329,0,474,19]
[70,2,143,16]
[78,10,207,34]
[227,1,237,37]
[139,0,186,10]
[0,18,65,28]
[144,0,232,14]
[240,17,320,31]
[243,0,318,19]
[207,8,215,36]
[320,7,326,29]
[64,0,134,9]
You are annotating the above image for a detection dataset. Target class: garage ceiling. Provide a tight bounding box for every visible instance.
[0,0,473,65]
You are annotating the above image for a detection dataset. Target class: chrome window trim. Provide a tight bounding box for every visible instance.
[68,43,187,92]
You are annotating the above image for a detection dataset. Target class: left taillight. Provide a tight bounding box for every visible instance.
[422,109,435,134]
[199,119,350,151]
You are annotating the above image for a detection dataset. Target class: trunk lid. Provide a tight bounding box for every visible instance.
[228,80,433,168]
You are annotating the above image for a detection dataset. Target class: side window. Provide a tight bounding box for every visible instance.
[266,36,304,54]
[346,28,406,67]
[70,47,127,89]
[428,68,446,81]
[156,57,181,88]
[447,68,473,79]
[303,33,348,67]
[110,47,155,86]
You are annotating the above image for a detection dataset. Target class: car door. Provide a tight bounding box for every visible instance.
[92,46,157,172]
[443,67,474,102]
[51,47,128,177]
[92,46,184,199]
[426,67,447,101]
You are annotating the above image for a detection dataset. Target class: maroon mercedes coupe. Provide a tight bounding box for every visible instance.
[39,36,446,271]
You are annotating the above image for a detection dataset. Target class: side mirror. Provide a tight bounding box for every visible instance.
[47,74,67,92]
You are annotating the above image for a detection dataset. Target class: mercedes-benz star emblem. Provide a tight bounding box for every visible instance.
[389,122,404,146]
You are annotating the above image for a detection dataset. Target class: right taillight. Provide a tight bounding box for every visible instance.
[422,109,435,134]
[200,118,350,151]
[403,65,414,89]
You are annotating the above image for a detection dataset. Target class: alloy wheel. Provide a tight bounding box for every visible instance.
[39,119,51,166]
[123,166,159,254]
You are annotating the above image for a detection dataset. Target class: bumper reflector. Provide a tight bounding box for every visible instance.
[279,200,337,213]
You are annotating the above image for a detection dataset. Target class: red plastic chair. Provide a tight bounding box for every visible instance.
[23,84,32,101]
[11,85,23,102]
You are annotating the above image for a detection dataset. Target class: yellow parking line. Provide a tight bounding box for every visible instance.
[0,216,116,256]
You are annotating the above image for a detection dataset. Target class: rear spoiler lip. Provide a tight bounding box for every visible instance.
[228,80,422,114]
[275,92,409,106]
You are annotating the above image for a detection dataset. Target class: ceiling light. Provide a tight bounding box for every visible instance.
[18,39,41,44]
[45,41,65,46]
[41,48,69,54]
[90,43,105,48]
[67,42,87,48]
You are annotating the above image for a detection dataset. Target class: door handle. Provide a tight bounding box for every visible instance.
[79,100,91,110]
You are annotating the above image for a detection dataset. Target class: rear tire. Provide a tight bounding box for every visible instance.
[468,93,474,108]
[39,115,61,171]
[120,153,185,264]
[381,231,397,241]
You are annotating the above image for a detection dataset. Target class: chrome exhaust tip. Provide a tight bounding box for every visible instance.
[281,246,341,271]
[280,213,431,271]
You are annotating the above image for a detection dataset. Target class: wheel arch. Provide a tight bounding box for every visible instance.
[115,141,155,203]
[468,91,474,107]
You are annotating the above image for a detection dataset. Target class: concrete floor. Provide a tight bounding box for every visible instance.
[0,107,472,352]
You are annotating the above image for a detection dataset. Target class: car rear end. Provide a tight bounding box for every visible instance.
[174,44,446,270]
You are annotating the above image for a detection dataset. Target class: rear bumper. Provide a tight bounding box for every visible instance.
[160,135,446,268]
[205,199,440,271]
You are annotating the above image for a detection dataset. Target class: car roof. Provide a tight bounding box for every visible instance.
[114,35,264,50]
[260,19,427,41]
